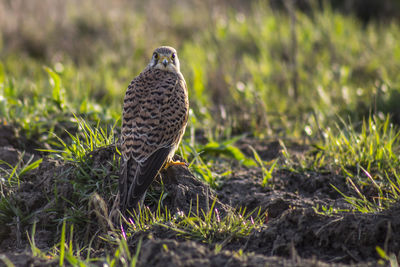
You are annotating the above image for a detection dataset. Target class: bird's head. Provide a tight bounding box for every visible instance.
[149,46,180,73]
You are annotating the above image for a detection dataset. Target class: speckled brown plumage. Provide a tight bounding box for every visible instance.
[120,46,189,211]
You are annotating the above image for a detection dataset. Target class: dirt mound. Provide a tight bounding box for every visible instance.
[217,170,352,219]
[217,174,302,219]
[0,158,69,251]
[1,140,399,266]
[154,165,230,215]
[0,147,228,250]
[0,146,23,168]
[0,124,42,167]
[0,125,21,148]
[235,204,400,264]
[272,170,354,202]
[136,239,373,267]
[236,139,309,162]
[217,168,399,264]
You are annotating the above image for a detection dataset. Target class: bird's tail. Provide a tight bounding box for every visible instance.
[119,147,172,213]
[119,158,141,212]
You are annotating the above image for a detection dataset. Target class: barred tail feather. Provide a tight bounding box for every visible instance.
[119,158,138,211]
[120,146,172,212]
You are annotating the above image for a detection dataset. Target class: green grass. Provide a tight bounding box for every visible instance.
[315,115,400,177]
[1,2,400,141]
[27,220,142,266]
[42,115,119,162]
[180,137,256,189]
[0,154,42,193]
[292,115,400,212]
[121,198,264,245]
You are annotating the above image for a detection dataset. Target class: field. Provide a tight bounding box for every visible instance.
[1,0,400,266]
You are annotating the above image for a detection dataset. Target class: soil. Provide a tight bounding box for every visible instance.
[0,124,42,168]
[0,125,399,266]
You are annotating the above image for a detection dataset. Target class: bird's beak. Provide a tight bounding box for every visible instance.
[162,58,168,67]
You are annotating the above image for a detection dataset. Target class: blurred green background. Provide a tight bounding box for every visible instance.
[0,0,400,144]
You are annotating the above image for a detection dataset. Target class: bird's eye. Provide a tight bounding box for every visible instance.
[171,53,176,59]
[153,53,158,59]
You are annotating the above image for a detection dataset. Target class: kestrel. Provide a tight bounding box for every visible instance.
[120,46,189,211]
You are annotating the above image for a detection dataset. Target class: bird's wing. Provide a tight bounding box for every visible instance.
[120,69,186,210]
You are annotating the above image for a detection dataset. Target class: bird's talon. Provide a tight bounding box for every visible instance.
[164,160,186,169]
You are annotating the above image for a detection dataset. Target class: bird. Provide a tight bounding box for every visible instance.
[119,46,189,212]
